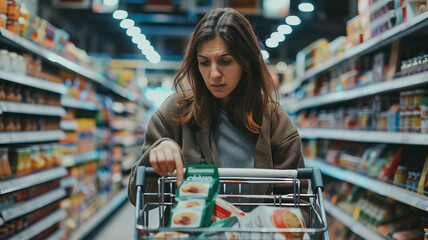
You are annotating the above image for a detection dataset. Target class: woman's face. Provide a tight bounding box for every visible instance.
[197,36,242,106]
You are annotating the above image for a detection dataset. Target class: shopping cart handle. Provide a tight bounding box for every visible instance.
[136,166,160,188]
[298,167,324,192]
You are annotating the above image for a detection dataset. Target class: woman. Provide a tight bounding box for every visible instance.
[128,7,304,205]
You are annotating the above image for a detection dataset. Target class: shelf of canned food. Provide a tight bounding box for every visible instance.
[324,201,384,240]
[283,72,428,112]
[0,166,67,195]
[298,128,428,145]
[0,101,66,116]
[0,28,136,101]
[305,159,428,212]
[0,70,67,94]
[7,209,67,240]
[280,11,428,95]
[0,188,67,223]
[0,130,65,144]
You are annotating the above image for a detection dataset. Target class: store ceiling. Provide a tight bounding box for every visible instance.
[40,0,356,64]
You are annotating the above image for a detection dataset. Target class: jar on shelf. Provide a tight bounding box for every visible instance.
[0,0,6,14]
[3,114,14,131]
[6,0,20,21]
[13,114,20,131]
[13,83,21,102]
[5,19,18,34]
[393,165,408,186]
[413,110,421,133]
[0,14,6,28]
[0,81,5,100]
[0,49,10,71]
[5,83,15,101]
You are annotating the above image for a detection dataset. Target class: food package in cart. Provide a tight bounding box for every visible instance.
[238,206,309,240]
[169,165,220,229]
[198,216,240,239]
[212,197,246,221]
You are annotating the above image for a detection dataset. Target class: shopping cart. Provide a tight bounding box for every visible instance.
[134,166,329,240]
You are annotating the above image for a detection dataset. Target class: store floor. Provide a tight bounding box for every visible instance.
[92,200,135,240]
[91,198,161,240]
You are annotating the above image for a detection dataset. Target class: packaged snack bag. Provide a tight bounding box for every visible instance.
[212,197,246,221]
[170,165,220,229]
[153,231,189,239]
[238,206,309,240]
[198,216,240,239]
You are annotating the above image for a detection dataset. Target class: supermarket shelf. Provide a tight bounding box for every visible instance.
[299,128,428,145]
[324,201,384,240]
[69,188,128,240]
[61,176,77,189]
[306,159,428,211]
[285,72,428,112]
[284,11,428,93]
[62,150,99,167]
[0,101,66,116]
[0,188,67,222]
[114,136,137,147]
[8,209,67,240]
[45,229,66,240]
[0,28,137,101]
[0,70,67,94]
[0,166,67,195]
[60,120,77,131]
[0,130,65,144]
[61,95,98,111]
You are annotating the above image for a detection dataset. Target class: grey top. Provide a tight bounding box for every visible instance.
[214,109,257,168]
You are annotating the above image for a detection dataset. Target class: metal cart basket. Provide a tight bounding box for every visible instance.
[134,166,329,240]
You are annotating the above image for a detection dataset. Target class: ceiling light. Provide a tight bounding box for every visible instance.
[277,24,293,35]
[271,32,285,42]
[276,61,288,71]
[261,50,270,60]
[265,38,279,48]
[298,3,314,12]
[113,10,127,19]
[126,26,141,37]
[132,34,146,44]
[119,19,134,29]
[104,0,118,6]
[285,15,301,26]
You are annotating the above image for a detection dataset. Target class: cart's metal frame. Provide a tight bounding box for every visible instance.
[134,167,329,239]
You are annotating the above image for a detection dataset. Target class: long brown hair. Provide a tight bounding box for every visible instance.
[173,7,278,133]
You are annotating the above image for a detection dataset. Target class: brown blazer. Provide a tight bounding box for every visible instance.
[128,92,305,205]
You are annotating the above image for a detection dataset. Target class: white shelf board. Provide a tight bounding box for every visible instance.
[292,11,428,86]
[69,188,128,240]
[0,28,137,101]
[62,150,99,167]
[60,176,77,189]
[299,128,428,145]
[0,101,66,116]
[60,120,77,131]
[0,70,67,94]
[45,229,66,240]
[0,166,67,195]
[61,95,98,111]
[0,130,65,144]
[0,188,67,222]
[8,209,67,240]
[306,159,428,211]
[285,72,428,112]
[324,201,384,240]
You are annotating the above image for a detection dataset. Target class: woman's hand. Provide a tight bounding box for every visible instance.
[149,140,184,185]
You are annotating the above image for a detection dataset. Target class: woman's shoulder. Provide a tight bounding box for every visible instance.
[156,92,187,114]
